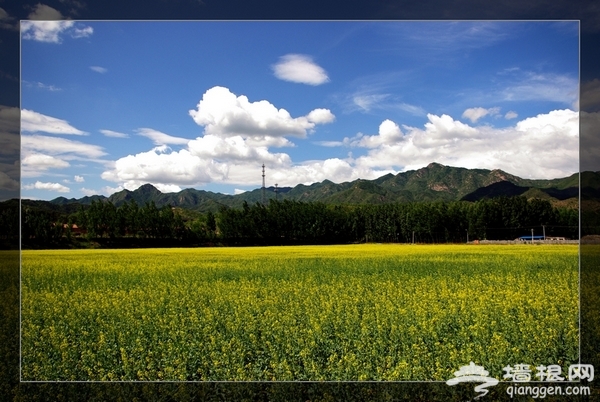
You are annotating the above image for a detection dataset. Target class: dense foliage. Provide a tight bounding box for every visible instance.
[224,196,580,243]
[16,196,579,248]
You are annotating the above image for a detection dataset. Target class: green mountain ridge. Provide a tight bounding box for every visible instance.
[44,162,590,213]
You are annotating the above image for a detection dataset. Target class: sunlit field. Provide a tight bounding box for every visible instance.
[21,244,578,381]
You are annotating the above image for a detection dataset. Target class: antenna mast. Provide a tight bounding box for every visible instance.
[261,164,266,205]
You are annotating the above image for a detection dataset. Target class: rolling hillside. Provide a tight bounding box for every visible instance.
[44,162,588,213]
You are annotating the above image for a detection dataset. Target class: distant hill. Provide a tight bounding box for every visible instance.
[460,181,529,201]
[51,194,107,205]
[40,162,590,213]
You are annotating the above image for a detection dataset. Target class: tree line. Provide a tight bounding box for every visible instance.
[19,200,188,247]
[14,195,579,248]
[217,197,578,244]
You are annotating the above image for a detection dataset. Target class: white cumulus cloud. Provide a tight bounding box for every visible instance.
[343,120,405,148]
[462,107,500,123]
[102,144,391,190]
[21,13,93,44]
[213,158,390,188]
[103,104,578,192]
[105,106,579,194]
[23,181,70,193]
[417,114,480,143]
[188,86,334,138]
[272,54,329,85]
[348,109,578,180]
[306,108,336,124]
[505,111,518,119]
[20,150,72,178]
[22,153,69,170]
[74,175,84,182]
[188,135,291,165]
[101,146,229,190]
[21,109,87,135]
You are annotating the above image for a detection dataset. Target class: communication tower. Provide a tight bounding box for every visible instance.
[261,164,266,205]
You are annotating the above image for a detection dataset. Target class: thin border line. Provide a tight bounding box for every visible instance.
[18,18,582,384]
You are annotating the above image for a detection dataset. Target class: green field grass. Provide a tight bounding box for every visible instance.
[21,244,578,381]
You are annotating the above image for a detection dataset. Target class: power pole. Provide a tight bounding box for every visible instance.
[531,228,534,244]
[542,225,546,240]
[261,164,266,205]
[274,183,278,201]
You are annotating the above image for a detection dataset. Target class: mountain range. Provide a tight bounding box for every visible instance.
[45,163,593,213]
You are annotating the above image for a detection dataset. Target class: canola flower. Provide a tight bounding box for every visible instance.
[21,244,578,381]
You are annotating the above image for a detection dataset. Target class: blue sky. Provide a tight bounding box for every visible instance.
[20,20,579,200]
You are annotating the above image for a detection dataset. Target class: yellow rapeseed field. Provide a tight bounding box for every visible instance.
[21,244,578,381]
